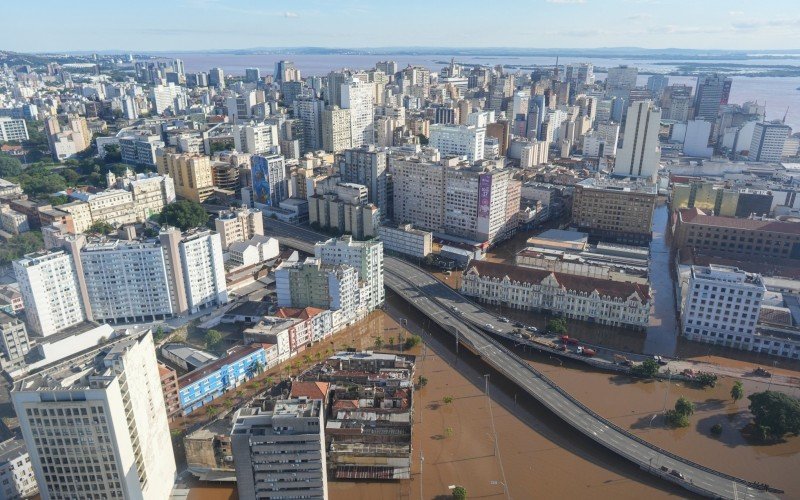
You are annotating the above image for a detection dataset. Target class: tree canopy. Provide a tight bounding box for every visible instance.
[0,154,23,178]
[159,200,209,231]
[748,391,800,440]
[546,317,567,334]
[0,232,44,265]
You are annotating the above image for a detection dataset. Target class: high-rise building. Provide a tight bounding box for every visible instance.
[293,96,325,153]
[172,229,227,313]
[614,100,661,182]
[646,74,669,99]
[214,207,264,249]
[341,77,375,146]
[605,65,638,92]
[275,257,359,316]
[250,154,288,207]
[13,251,85,337]
[748,121,791,162]
[233,123,279,155]
[208,67,225,89]
[0,437,38,499]
[681,265,765,348]
[244,67,261,83]
[12,332,177,500]
[335,146,388,213]
[274,60,300,83]
[156,149,214,202]
[79,239,175,324]
[231,398,327,500]
[151,83,187,115]
[694,74,732,121]
[0,311,30,370]
[429,124,486,163]
[0,117,29,142]
[315,236,385,311]
[322,106,352,152]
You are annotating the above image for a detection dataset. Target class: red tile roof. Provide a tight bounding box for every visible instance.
[678,208,800,235]
[277,307,326,320]
[290,381,330,400]
[466,260,650,302]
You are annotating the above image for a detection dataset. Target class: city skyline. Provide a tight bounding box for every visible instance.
[3,0,800,52]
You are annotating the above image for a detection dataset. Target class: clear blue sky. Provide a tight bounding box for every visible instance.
[4,0,799,52]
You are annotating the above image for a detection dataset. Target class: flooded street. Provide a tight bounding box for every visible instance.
[644,204,679,356]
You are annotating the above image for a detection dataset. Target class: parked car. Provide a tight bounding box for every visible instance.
[561,335,579,345]
[498,316,510,323]
[513,322,524,328]
[527,326,539,333]
[484,323,494,330]
[669,470,685,480]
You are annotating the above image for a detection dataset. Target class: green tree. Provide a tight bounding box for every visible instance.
[417,376,428,389]
[103,144,122,163]
[0,154,23,177]
[87,220,114,235]
[731,381,744,402]
[444,426,454,438]
[404,335,421,350]
[630,359,660,378]
[695,372,718,388]
[748,391,800,440]
[452,485,467,500]
[159,199,209,230]
[546,317,567,335]
[205,329,223,352]
[0,232,44,265]
[17,170,67,196]
[153,326,166,343]
[205,405,219,417]
[665,396,695,428]
[373,336,384,350]
[443,396,453,405]
[711,423,723,436]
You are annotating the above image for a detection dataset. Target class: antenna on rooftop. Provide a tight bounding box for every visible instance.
[783,106,789,124]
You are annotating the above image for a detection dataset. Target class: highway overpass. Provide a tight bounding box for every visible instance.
[264,218,776,500]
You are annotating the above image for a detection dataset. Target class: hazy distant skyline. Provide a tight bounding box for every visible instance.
[4,0,799,53]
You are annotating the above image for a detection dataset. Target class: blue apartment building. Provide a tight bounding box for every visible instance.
[177,344,267,415]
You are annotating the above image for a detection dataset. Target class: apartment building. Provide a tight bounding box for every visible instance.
[275,258,360,320]
[231,398,327,500]
[322,105,352,153]
[214,208,264,249]
[119,134,164,166]
[0,438,37,500]
[156,149,214,203]
[79,239,175,324]
[174,229,228,313]
[11,332,176,500]
[158,364,181,421]
[672,208,800,261]
[0,311,30,370]
[13,251,86,337]
[315,236,384,311]
[461,260,651,329]
[232,123,279,155]
[69,189,137,227]
[571,177,657,245]
[0,117,29,142]
[335,146,388,213]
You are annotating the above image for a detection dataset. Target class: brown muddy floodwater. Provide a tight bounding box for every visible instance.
[184,295,800,499]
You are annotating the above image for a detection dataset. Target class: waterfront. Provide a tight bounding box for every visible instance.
[155,52,800,130]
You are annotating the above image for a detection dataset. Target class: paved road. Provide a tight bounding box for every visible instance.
[265,219,776,500]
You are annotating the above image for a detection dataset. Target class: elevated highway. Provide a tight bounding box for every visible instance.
[264,218,776,499]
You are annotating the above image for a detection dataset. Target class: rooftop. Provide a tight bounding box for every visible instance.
[0,438,27,463]
[679,208,800,235]
[577,177,658,194]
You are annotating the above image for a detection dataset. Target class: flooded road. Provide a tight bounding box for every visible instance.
[644,204,679,356]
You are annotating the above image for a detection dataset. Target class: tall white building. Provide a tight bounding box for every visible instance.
[233,123,279,155]
[12,332,176,500]
[177,230,228,313]
[231,398,327,500]
[429,124,485,162]
[275,257,359,319]
[13,251,85,337]
[0,117,29,142]
[214,207,264,249]
[293,97,325,153]
[150,83,186,115]
[748,121,791,162]
[341,77,375,146]
[614,100,661,182]
[315,236,384,311]
[682,265,765,349]
[322,106,352,152]
[80,240,175,324]
[605,65,638,92]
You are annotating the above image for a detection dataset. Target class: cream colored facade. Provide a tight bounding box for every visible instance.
[214,208,264,249]
[156,149,214,202]
[461,260,651,329]
[59,201,93,233]
[322,106,352,153]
